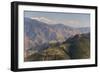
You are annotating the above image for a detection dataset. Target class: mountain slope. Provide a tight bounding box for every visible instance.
[67,33,90,59]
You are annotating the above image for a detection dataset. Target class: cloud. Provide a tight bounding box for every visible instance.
[31,17,58,24]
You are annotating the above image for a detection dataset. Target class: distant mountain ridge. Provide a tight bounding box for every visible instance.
[77,27,90,33]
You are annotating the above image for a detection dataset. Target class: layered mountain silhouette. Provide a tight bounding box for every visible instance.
[24,17,90,61]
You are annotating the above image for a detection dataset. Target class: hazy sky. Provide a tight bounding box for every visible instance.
[24,11,90,28]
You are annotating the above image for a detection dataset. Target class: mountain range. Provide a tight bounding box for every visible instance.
[24,17,90,60]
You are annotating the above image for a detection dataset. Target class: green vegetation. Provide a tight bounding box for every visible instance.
[42,45,70,60]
